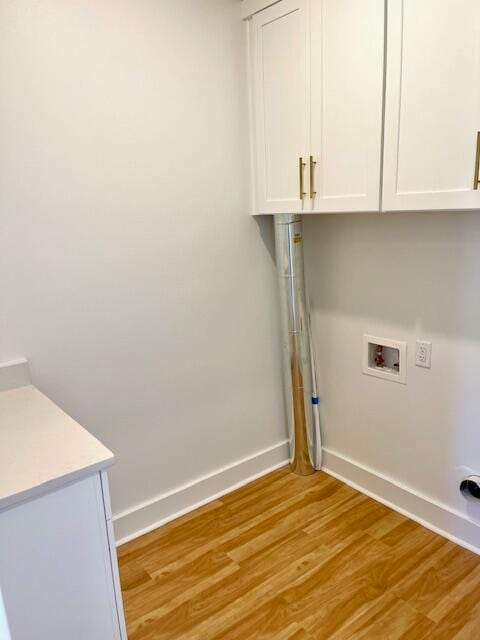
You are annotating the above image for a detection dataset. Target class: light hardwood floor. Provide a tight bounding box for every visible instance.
[118,467,480,639]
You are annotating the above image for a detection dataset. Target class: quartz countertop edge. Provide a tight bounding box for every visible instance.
[0,384,114,512]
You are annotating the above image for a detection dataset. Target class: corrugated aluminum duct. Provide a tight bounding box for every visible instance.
[274,214,321,476]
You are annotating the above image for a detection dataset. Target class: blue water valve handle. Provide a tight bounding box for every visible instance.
[312,396,320,405]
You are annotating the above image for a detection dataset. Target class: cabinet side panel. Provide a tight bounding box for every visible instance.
[100,471,128,640]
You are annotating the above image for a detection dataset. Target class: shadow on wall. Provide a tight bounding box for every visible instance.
[255,215,276,265]
[303,210,480,341]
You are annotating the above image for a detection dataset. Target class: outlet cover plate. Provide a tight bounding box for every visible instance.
[363,335,407,384]
[415,341,432,368]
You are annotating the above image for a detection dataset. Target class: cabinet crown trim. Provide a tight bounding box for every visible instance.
[241,0,282,20]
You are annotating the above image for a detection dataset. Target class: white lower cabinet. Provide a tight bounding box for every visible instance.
[0,473,126,640]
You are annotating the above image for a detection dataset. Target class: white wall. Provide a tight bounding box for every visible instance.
[0,0,287,540]
[304,212,480,548]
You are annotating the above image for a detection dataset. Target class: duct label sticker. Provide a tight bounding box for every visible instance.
[293,234,302,244]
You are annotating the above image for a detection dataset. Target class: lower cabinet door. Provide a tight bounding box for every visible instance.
[0,475,122,640]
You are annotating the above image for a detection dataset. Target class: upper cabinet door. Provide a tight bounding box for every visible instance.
[383,0,480,211]
[309,0,385,213]
[251,0,310,214]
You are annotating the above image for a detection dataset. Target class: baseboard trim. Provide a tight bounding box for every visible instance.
[113,440,290,546]
[322,448,480,555]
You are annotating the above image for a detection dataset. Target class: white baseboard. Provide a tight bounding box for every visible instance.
[113,441,480,554]
[113,440,290,546]
[322,448,480,555]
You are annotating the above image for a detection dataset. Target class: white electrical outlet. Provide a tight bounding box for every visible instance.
[415,341,432,368]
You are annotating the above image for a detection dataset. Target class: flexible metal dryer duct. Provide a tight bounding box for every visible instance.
[274,214,321,476]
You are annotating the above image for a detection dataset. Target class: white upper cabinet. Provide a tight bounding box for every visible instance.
[251,0,310,214]
[383,0,480,211]
[248,0,384,214]
[308,0,384,213]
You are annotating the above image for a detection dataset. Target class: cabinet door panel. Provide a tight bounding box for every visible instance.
[309,0,384,213]
[252,0,310,214]
[0,475,121,640]
[383,0,480,211]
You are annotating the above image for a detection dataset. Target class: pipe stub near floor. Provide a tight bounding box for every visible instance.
[459,476,480,500]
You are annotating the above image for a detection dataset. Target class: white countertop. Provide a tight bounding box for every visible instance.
[0,384,114,511]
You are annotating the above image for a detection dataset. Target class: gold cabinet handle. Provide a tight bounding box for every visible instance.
[299,157,306,200]
[309,156,317,199]
[474,132,480,190]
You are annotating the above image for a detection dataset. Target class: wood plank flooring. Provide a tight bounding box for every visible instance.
[118,468,480,639]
